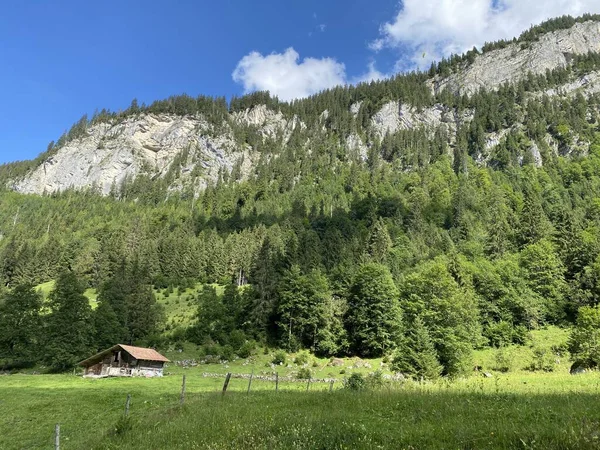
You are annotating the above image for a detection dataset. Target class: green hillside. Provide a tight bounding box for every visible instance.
[2,16,600,380]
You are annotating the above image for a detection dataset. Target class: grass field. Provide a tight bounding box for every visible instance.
[3,327,600,449]
[36,280,99,309]
[35,280,203,326]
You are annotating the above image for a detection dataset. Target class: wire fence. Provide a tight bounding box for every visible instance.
[49,371,343,449]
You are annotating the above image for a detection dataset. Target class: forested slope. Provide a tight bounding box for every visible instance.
[2,16,600,375]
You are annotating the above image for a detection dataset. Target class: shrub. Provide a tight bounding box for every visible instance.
[366,370,385,389]
[237,341,256,359]
[569,305,600,369]
[297,367,312,380]
[272,350,287,365]
[493,347,514,372]
[220,345,235,361]
[294,350,311,366]
[527,346,556,372]
[229,330,247,351]
[346,372,366,391]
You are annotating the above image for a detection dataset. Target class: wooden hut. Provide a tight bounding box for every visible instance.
[79,344,169,378]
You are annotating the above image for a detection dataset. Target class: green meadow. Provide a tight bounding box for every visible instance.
[2,327,600,450]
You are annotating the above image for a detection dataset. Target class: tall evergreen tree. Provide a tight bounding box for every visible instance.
[392,316,442,380]
[44,272,94,371]
[346,263,403,357]
[0,284,42,366]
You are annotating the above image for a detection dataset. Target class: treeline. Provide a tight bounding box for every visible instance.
[2,124,600,374]
[481,14,600,54]
[1,40,598,189]
[0,263,163,371]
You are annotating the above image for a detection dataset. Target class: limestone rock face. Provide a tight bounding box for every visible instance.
[544,71,600,97]
[13,114,245,196]
[232,104,304,141]
[430,21,600,96]
[10,21,600,195]
[371,102,472,138]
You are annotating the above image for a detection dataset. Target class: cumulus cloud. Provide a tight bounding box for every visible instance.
[373,0,600,70]
[232,48,346,101]
[351,62,389,84]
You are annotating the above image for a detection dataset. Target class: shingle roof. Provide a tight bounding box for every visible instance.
[118,344,170,362]
[78,344,170,366]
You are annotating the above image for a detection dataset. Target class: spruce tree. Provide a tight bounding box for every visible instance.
[0,284,42,366]
[392,316,442,380]
[346,263,403,357]
[44,272,94,371]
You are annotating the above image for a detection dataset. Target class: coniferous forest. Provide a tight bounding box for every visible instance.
[3,16,600,377]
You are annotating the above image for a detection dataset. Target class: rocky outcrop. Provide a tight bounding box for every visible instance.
[544,71,600,97]
[232,104,304,141]
[430,21,600,96]
[10,20,600,196]
[14,114,248,196]
[371,102,472,138]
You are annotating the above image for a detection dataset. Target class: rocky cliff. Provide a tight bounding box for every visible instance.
[430,21,600,96]
[7,19,600,196]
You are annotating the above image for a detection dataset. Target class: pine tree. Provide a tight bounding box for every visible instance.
[367,218,392,263]
[346,263,403,357]
[0,284,42,366]
[392,316,442,380]
[44,272,94,371]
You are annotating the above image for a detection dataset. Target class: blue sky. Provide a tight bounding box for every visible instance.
[2,0,600,164]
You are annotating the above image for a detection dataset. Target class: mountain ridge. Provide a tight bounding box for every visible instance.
[3,15,600,197]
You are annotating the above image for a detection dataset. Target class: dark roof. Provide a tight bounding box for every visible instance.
[78,344,170,367]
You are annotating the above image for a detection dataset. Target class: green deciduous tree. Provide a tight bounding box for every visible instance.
[568,304,600,369]
[400,258,481,376]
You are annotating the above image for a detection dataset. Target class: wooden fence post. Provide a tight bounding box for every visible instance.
[180,374,187,405]
[306,378,311,391]
[247,369,254,394]
[275,372,279,392]
[222,372,232,396]
[124,394,131,417]
[54,423,60,450]
[329,380,334,393]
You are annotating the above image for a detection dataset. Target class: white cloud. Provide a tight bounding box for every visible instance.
[373,0,600,70]
[232,48,346,101]
[352,62,389,84]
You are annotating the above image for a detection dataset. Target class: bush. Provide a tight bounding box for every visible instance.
[272,350,287,365]
[220,345,235,361]
[297,367,312,380]
[493,347,514,372]
[569,305,600,369]
[527,346,556,372]
[485,322,529,347]
[237,341,256,359]
[346,373,366,391]
[294,350,311,366]
[229,330,247,351]
[366,370,385,389]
